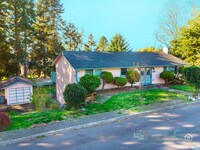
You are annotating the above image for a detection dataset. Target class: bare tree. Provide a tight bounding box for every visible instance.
[154,1,183,47]
[155,0,200,48]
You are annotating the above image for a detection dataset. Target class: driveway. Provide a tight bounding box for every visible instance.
[1,103,200,150]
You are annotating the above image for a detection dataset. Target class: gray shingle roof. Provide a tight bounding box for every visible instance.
[0,76,33,89]
[60,51,187,70]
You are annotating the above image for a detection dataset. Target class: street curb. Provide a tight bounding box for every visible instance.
[0,100,199,146]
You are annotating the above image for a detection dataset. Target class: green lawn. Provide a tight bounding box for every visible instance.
[170,85,195,92]
[6,110,74,131]
[5,89,187,131]
[83,89,187,115]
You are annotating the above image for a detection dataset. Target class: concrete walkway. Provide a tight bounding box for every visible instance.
[159,87,193,96]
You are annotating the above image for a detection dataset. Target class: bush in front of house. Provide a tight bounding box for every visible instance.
[178,67,185,74]
[63,83,87,110]
[160,70,174,84]
[50,102,59,110]
[183,66,200,96]
[114,77,127,88]
[126,69,140,87]
[101,71,114,89]
[30,86,52,111]
[79,74,101,94]
[0,112,11,131]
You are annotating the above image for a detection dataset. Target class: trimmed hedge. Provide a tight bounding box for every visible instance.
[114,77,127,88]
[101,71,114,89]
[63,84,87,110]
[79,74,101,94]
[183,66,200,95]
[178,67,185,74]
[126,69,140,87]
[160,70,174,84]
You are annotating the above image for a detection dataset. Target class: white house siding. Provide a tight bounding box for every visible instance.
[6,82,33,105]
[152,67,165,84]
[55,55,76,104]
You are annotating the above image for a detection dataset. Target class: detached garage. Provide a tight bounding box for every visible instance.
[0,76,33,105]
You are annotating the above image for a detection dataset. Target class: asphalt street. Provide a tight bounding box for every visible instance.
[1,103,200,150]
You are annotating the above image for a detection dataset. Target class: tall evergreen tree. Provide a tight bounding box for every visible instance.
[64,22,83,51]
[31,0,65,77]
[84,33,96,51]
[108,33,131,52]
[7,0,24,76]
[31,0,53,77]
[48,0,65,55]
[20,0,35,77]
[0,0,17,79]
[6,0,35,77]
[96,36,108,51]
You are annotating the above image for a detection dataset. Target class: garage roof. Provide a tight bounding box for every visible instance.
[56,51,187,70]
[0,76,33,90]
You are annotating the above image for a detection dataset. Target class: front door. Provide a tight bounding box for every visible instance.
[140,68,152,85]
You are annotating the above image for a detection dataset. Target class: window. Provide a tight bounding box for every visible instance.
[167,66,175,72]
[164,66,176,73]
[94,69,102,76]
[121,68,127,76]
[140,68,145,76]
[85,69,93,75]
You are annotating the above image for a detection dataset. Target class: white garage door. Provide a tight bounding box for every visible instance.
[9,87,31,105]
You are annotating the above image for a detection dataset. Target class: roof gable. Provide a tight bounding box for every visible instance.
[57,51,187,70]
[0,76,33,89]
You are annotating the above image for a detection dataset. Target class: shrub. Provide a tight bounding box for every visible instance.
[101,71,114,89]
[160,70,174,84]
[0,112,11,131]
[183,66,200,96]
[79,74,101,94]
[114,77,127,88]
[30,86,52,111]
[50,103,59,110]
[63,83,87,110]
[178,67,185,74]
[126,69,140,87]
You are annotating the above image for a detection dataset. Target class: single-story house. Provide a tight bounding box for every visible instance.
[0,76,33,105]
[53,49,187,104]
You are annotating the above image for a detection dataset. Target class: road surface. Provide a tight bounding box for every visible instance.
[1,103,200,150]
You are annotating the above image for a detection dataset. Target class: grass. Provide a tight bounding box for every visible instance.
[4,89,187,131]
[170,85,195,92]
[6,110,74,131]
[83,89,187,115]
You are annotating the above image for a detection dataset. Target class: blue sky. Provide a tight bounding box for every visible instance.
[60,0,185,51]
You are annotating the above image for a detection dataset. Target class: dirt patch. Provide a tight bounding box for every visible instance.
[0,103,35,113]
